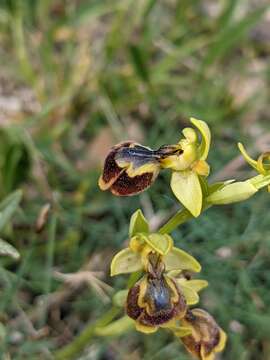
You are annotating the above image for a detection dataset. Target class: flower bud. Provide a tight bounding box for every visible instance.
[207,181,257,205]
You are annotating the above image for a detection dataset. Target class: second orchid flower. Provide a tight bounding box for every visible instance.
[99,118,211,217]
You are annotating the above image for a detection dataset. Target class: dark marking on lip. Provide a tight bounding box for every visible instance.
[111,172,155,196]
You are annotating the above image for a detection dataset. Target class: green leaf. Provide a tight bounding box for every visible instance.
[128,44,150,84]
[163,247,201,272]
[207,181,258,205]
[0,238,20,259]
[0,190,23,232]
[113,289,128,307]
[171,170,202,217]
[129,209,149,238]
[95,316,134,336]
[0,128,31,196]
[68,2,117,26]
[111,248,142,276]
[202,6,268,67]
[190,118,211,160]
[143,233,173,255]
[143,0,158,19]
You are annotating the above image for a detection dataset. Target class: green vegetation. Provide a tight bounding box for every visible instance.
[0,1,270,359]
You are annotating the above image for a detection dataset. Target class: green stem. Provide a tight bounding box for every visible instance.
[159,204,210,235]
[159,208,192,234]
[54,307,120,360]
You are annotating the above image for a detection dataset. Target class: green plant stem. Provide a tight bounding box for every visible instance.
[159,203,211,234]
[54,306,120,360]
[159,208,194,235]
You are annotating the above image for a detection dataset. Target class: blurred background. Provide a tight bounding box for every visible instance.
[0,0,270,359]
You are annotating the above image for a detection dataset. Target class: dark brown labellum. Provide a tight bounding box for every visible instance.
[99,142,160,196]
[126,274,186,328]
[98,142,185,196]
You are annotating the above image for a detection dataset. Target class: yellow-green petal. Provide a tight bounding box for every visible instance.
[193,160,210,176]
[163,247,201,272]
[207,180,258,205]
[182,127,197,143]
[111,248,142,276]
[113,289,128,307]
[190,118,211,160]
[129,209,149,238]
[142,233,173,256]
[171,170,202,217]
[129,235,145,253]
[95,316,134,336]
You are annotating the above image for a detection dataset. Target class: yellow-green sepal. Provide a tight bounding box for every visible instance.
[113,289,128,307]
[177,281,199,305]
[238,143,258,171]
[95,316,134,336]
[171,170,202,217]
[163,247,201,272]
[184,279,208,292]
[207,180,257,205]
[141,233,173,256]
[190,118,211,160]
[176,279,208,305]
[129,209,149,237]
[111,248,142,276]
[257,152,270,174]
[238,143,270,175]
[171,326,192,337]
[135,322,158,334]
